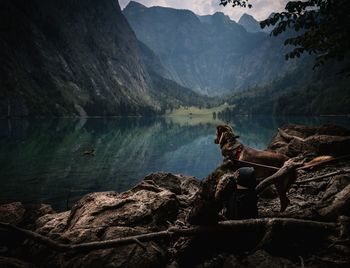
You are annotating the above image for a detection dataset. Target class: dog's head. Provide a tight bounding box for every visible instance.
[214,124,239,144]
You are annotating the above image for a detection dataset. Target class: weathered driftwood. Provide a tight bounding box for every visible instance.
[255,158,304,211]
[232,154,350,173]
[318,185,350,220]
[0,218,338,253]
[278,128,306,142]
[275,126,350,158]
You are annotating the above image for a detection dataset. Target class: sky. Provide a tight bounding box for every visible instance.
[119,0,289,21]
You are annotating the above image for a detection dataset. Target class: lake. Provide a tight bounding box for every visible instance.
[1,115,350,211]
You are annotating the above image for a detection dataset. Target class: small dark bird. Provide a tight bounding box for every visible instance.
[83,149,95,156]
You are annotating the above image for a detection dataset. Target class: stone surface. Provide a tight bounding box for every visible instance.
[0,202,25,226]
[0,202,54,228]
[1,172,199,267]
[222,251,298,268]
[319,184,350,220]
[0,257,34,268]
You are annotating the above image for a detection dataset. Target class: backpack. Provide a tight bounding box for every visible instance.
[224,167,258,220]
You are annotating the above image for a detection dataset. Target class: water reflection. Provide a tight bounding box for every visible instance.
[0,117,221,210]
[0,115,349,210]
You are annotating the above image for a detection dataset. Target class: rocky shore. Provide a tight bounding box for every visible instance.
[1,124,350,268]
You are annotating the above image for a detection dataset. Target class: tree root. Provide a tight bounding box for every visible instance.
[0,218,339,253]
[296,169,350,184]
[256,158,304,211]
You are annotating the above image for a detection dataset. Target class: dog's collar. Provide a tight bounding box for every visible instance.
[233,144,243,160]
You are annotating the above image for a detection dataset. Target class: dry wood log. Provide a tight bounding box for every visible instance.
[318,185,350,220]
[0,218,338,253]
[255,159,304,211]
[232,154,350,173]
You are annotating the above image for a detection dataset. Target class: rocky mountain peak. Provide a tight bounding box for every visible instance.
[124,0,146,10]
[124,4,301,96]
[238,13,262,33]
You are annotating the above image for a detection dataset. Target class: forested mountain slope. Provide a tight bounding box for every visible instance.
[0,0,206,117]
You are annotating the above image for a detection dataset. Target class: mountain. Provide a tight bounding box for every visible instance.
[238,13,262,33]
[123,2,306,96]
[218,60,350,116]
[0,0,206,117]
[0,0,155,116]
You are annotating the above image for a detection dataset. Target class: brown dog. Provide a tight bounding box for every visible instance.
[215,124,289,178]
[215,124,293,211]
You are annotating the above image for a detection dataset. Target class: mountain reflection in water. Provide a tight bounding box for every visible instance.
[1,116,350,210]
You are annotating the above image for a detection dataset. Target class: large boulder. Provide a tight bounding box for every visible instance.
[1,172,200,268]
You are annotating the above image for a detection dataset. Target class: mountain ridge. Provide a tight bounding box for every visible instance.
[0,0,207,117]
[123,2,306,96]
[238,13,262,33]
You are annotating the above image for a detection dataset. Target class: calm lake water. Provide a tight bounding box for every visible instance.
[1,115,350,210]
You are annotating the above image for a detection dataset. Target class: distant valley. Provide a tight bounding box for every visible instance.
[123,1,305,96]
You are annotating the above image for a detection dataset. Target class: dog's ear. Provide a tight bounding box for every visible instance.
[233,135,240,139]
[215,126,222,144]
[225,125,235,132]
[214,136,219,144]
[216,125,223,132]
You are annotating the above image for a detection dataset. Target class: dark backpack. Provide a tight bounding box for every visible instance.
[224,167,258,220]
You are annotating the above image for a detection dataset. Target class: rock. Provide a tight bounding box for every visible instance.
[20,204,55,230]
[0,202,25,225]
[0,202,54,229]
[143,172,200,222]
[64,189,178,233]
[144,172,199,198]
[0,257,34,268]
[269,124,350,157]
[323,174,350,200]
[144,173,182,195]
[27,173,199,267]
[222,250,298,268]
[35,211,70,241]
[62,244,166,268]
[194,254,225,268]
[318,184,350,220]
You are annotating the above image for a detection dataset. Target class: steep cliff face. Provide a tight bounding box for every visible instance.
[123,1,306,96]
[0,0,160,116]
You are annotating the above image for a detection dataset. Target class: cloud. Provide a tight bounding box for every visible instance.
[119,0,289,21]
